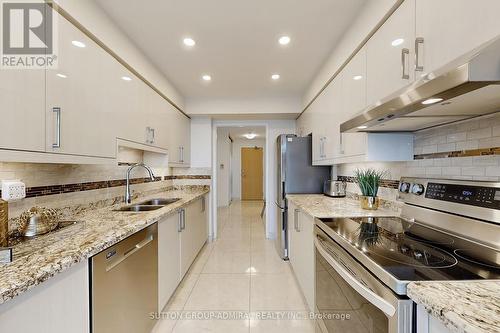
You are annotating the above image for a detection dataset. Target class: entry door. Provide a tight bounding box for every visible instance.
[241,147,263,200]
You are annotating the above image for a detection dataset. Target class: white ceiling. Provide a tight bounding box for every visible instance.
[220,126,266,141]
[95,0,367,100]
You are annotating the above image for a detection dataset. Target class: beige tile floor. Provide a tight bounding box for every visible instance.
[152,200,316,333]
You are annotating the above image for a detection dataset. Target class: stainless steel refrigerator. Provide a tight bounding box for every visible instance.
[275,134,330,259]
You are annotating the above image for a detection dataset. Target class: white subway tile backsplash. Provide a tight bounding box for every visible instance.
[455,140,479,151]
[441,167,461,176]
[437,143,456,152]
[485,166,500,177]
[472,176,498,181]
[492,125,500,137]
[467,127,492,140]
[478,136,500,149]
[461,167,485,176]
[425,167,442,176]
[420,159,435,167]
[422,145,438,154]
[433,158,451,167]
[451,157,473,167]
[446,132,467,143]
[472,155,499,166]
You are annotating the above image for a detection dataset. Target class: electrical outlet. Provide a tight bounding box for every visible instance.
[1,180,26,201]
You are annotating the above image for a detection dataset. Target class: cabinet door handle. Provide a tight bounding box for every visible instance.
[415,37,424,72]
[201,197,205,212]
[146,126,151,144]
[401,48,410,80]
[178,210,183,232]
[294,209,301,232]
[181,209,186,230]
[151,128,155,144]
[294,208,300,231]
[339,132,344,155]
[52,107,61,148]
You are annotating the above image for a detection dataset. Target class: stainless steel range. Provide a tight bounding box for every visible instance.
[314,177,500,333]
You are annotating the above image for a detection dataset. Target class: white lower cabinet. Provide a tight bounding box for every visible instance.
[158,212,181,311]
[158,195,208,311]
[416,304,453,333]
[181,195,208,277]
[0,262,89,333]
[287,201,315,311]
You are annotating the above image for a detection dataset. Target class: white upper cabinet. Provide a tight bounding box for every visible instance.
[415,0,500,77]
[46,12,119,158]
[0,69,45,152]
[339,46,368,158]
[366,0,415,106]
[168,109,191,167]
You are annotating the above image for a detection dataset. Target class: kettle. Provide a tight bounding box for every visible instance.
[323,180,347,198]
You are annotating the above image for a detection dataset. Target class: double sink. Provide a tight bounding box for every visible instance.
[115,198,181,212]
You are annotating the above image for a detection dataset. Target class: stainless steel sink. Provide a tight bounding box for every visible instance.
[138,198,181,206]
[114,205,164,212]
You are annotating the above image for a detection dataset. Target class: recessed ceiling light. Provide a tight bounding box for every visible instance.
[353,75,363,81]
[71,40,86,48]
[202,74,212,81]
[243,133,257,139]
[271,74,280,80]
[183,37,196,47]
[391,38,404,47]
[56,73,67,78]
[422,97,443,105]
[121,76,132,81]
[357,125,368,129]
[278,36,291,45]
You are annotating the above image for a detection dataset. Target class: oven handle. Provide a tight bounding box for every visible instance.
[314,237,396,317]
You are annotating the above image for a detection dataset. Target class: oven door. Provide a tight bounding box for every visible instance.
[314,226,413,333]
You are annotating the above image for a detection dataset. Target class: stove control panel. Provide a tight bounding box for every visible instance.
[425,182,500,209]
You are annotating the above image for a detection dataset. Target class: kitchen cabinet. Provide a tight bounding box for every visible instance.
[46,12,119,158]
[287,201,315,311]
[366,0,415,106]
[168,107,191,167]
[415,0,500,78]
[180,195,208,277]
[0,262,89,333]
[0,69,45,153]
[311,76,341,165]
[339,47,368,158]
[158,213,181,311]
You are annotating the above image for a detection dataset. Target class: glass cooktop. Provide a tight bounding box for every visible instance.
[318,216,500,282]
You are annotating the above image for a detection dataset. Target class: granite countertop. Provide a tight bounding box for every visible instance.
[0,186,209,305]
[286,194,400,218]
[408,281,500,333]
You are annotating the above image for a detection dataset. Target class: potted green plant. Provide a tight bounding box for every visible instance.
[354,168,386,210]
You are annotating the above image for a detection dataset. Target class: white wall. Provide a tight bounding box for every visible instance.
[217,129,232,207]
[186,96,301,116]
[54,0,184,109]
[302,0,400,109]
[190,116,213,168]
[231,139,266,200]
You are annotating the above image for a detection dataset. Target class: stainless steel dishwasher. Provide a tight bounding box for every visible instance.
[91,223,158,333]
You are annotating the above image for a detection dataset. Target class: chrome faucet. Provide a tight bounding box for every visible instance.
[125,163,155,204]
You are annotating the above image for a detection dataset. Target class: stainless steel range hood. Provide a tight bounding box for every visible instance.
[341,36,500,133]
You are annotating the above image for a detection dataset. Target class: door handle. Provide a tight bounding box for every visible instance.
[401,48,410,79]
[52,107,61,148]
[106,235,154,272]
[415,37,424,72]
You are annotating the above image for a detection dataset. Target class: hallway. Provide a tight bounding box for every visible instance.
[153,200,315,332]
